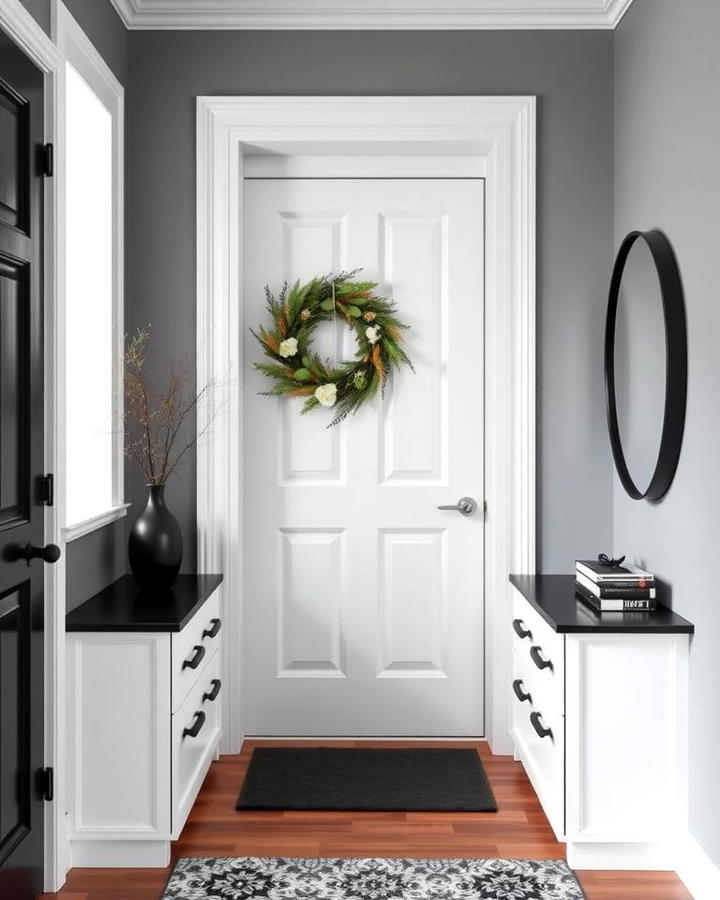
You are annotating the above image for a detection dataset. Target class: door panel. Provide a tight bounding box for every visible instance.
[0,585,31,856]
[243,177,484,736]
[0,256,30,527]
[0,37,46,900]
[0,77,28,233]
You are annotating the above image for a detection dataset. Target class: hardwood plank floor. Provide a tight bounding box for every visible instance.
[45,740,691,900]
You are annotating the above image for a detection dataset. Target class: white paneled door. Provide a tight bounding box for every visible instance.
[243,176,485,735]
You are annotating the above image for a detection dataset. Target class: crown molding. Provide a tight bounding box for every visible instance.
[109,0,635,31]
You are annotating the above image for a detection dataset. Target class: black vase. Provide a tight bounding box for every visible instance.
[129,484,183,591]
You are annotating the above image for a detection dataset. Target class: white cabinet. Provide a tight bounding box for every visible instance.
[66,575,223,867]
[510,576,691,870]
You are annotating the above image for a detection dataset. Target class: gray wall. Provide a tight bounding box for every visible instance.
[18,0,49,35]
[614,0,720,869]
[19,0,127,84]
[126,29,615,573]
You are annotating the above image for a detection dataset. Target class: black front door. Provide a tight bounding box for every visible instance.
[0,31,48,900]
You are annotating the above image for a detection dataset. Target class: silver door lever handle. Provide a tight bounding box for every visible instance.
[437,496,477,516]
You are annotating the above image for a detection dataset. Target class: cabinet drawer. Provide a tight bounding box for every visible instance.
[512,588,564,717]
[171,589,221,712]
[172,649,221,836]
[514,692,564,839]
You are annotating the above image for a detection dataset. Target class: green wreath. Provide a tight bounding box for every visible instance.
[251,270,414,426]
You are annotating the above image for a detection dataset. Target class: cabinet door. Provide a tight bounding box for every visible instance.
[565,633,688,842]
[67,634,171,840]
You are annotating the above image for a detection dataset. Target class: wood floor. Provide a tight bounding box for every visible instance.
[45,740,691,900]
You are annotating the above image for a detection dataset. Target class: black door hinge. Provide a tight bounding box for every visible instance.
[40,473,54,507]
[38,142,54,177]
[40,767,54,802]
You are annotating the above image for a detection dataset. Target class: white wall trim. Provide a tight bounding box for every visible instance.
[55,2,124,100]
[111,0,634,30]
[196,95,536,756]
[62,503,131,543]
[677,834,720,900]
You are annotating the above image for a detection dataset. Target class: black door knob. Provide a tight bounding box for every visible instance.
[23,543,61,566]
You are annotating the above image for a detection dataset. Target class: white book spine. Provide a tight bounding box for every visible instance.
[575,561,654,583]
[576,571,656,598]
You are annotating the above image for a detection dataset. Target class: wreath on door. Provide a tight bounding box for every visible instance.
[251,270,414,427]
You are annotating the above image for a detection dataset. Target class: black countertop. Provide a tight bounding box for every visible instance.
[510,574,694,634]
[66,574,223,632]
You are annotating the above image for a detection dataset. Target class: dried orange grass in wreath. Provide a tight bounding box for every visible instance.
[251,270,414,427]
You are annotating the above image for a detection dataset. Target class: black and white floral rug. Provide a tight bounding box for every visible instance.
[162,857,585,899]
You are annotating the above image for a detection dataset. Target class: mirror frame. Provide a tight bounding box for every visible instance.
[605,229,687,501]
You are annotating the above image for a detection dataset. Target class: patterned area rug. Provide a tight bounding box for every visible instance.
[163,857,584,899]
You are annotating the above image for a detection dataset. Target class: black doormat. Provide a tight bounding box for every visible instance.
[236,748,497,812]
[163,857,584,899]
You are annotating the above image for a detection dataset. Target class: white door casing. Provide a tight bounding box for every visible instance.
[196,96,536,753]
[243,176,484,736]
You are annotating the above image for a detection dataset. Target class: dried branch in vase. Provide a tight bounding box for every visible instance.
[124,326,220,485]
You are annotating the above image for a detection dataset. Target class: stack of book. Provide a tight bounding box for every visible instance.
[575,559,656,613]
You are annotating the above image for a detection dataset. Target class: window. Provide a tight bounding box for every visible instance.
[58,5,125,538]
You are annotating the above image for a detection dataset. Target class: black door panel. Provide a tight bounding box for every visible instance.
[0,77,29,234]
[0,32,46,900]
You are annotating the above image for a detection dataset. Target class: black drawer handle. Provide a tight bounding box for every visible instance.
[512,678,532,703]
[182,710,206,739]
[530,645,553,671]
[182,644,206,670]
[530,711,553,740]
[512,618,532,640]
[203,678,221,702]
[203,617,222,639]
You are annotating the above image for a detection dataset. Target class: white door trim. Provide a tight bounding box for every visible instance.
[0,0,63,892]
[196,95,536,756]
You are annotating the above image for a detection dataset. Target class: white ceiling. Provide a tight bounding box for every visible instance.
[109,0,636,30]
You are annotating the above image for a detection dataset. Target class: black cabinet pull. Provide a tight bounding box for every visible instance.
[203,678,221,702]
[182,710,206,739]
[203,618,222,639]
[512,618,532,640]
[512,678,532,703]
[530,645,553,671]
[530,711,553,740]
[182,644,206,670]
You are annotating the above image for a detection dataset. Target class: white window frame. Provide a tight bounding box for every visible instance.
[55,0,127,542]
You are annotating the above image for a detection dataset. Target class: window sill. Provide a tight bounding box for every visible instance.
[62,503,131,543]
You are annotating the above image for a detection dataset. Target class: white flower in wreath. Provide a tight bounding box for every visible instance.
[314,383,337,408]
[366,325,381,345]
[279,336,298,358]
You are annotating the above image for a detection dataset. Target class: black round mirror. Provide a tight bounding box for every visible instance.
[605,229,687,501]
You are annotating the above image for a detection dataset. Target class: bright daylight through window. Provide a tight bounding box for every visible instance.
[64,61,115,527]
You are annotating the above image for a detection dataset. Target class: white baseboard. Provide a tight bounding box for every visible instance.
[69,839,171,868]
[567,841,674,871]
[676,833,720,900]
